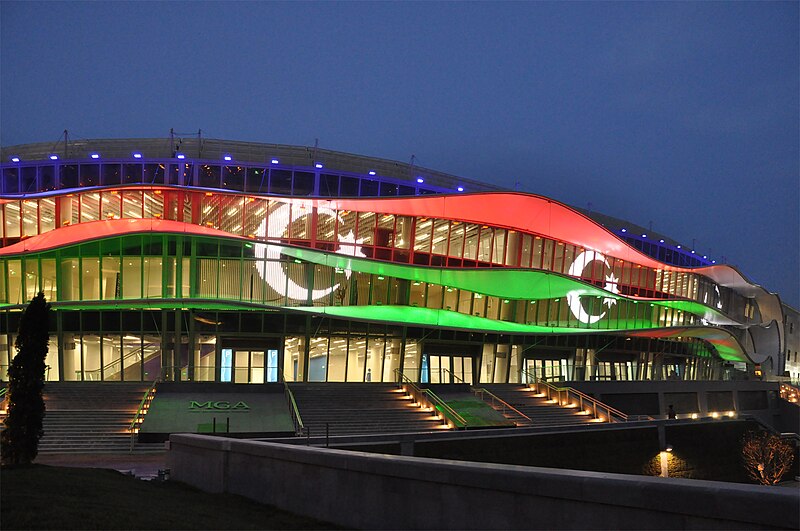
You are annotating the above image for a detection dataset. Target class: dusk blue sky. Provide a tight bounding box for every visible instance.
[2,1,798,307]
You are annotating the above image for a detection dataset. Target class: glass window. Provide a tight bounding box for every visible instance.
[472,293,486,317]
[80,164,100,187]
[376,214,395,249]
[340,176,359,196]
[361,179,379,196]
[62,165,79,188]
[245,167,268,193]
[143,164,165,184]
[398,185,415,196]
[372,275,388,305]
[222,165,245,189]
[414,219,432,252]
[505,231,520,266]
[22,200,38,237]
[319,174,339,196]
[81,257,100,300]
[346,336,366,381]
[289,204,312,240]
[492,229,506,264]
[123,164,143,184]
[432,220,449,255]
[3,202,20,239]
[379,182,398,196]
[143,191,164,219]
[2,167,18,194]
[102,163,121,185]
[394,217,412,249]
[443,286,458,312]
[357,212,376,245]
[553,242,566,274]
[21,167,37,192]
[409,281,425,308]
[270,170,292,195]
[293,172,314,195]
[122,191,143,218]
[478,227,492,263]
[198,164,219,188]
[219,196,245,235]
[39,165,56,191]
[80,193,100,222]
[542,239,554,271]
[101,191,122,220]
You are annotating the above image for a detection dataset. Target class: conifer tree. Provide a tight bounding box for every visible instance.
[1,293,50,465]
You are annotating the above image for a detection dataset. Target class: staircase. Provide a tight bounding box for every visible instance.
[38,382,164,454]
[289,383,448,436]
[481,385,599,428]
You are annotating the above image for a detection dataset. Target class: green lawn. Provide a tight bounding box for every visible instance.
[1,465,340,530]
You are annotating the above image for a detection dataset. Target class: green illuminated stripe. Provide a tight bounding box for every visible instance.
[280,246,737,324]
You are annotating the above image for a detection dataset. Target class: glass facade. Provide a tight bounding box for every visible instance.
[0,145,777,384]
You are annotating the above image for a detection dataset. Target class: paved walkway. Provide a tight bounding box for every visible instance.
[34,452,167,479]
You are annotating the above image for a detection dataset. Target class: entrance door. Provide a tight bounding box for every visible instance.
[427,355,474,384]
[233,350,266,383]
[526,359,567,382]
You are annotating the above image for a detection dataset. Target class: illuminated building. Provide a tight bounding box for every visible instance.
[0,138,791,384]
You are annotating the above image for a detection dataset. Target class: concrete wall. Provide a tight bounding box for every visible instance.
[168,433,798,530]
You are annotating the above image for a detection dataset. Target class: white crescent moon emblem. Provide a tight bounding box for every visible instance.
[566,251,614,324]
[254,204,343,301]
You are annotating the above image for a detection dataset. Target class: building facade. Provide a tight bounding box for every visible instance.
[0,138,790,385]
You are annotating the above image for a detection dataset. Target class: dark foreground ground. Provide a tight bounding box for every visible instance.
[1,463,341,530]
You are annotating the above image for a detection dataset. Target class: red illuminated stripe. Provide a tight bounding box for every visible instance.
[0,186,694,273]
[0,219,240,255]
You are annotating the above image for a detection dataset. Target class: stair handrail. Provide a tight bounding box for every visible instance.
[471,387,531,424]
[522,370,629,423]
[394,369,467,429]
[0,386,7,414]
[441,368,466,385]
[129,378,159,453]
[284,381,306,436]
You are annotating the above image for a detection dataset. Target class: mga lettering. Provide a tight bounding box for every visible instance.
[189,400,250,410]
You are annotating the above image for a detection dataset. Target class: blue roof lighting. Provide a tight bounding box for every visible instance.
[659,239,665,243]
[132,152,142,159]
[620,228,627,233]
[416,177,424,184]
[641,234,647,238]
[457,186,464,192]
[223,154,232,161]
[10,156,20,163]
[49,154,59,160]
[676,245,681,249]
[315,163,323,169]
[90,153,100,159]
[368,171,376,176]
[271,159,279,164]
[176,153,186,160]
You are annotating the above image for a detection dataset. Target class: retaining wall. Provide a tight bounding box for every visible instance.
[168,433,798,530]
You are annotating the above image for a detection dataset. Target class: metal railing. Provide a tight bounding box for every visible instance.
[471,387,532,426]
[0,386,7,415]
[521,370,629,423]
[441,368,466,385]
[284,381,306,436]
[394,369,467,429]
[129,379,159,452]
